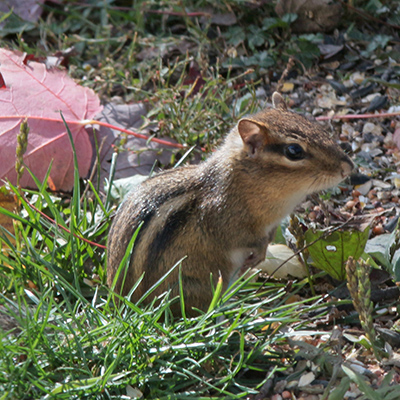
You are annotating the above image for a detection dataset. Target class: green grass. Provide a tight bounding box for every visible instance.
[0,118,322,398]
[0,167,325,398]
[0,118,332,397]
[2,1,400,398]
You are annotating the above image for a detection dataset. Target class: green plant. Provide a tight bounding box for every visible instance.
[0,120,321,399]
[305,228,370,281]
[345,257,383,360]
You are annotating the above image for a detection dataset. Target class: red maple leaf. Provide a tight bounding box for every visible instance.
[0,49,102,191]
[0,72,6,89]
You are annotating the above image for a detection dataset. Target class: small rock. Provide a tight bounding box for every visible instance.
[359,195,368,205]
[281,82,294,92]
[274,380,287,393]
[286,380,298,389]
[361,142,379,152]
[369,148,383,157]
[345,200,356,210]
[298,395,320,400]
[384,131,393,145]
[356,180,372,195]
[363,122,382,135]
[350,71,365,85]
[372,179,392,189]
[309,211,317,220]
[362,92,381,103]
[366,95,388,111]
[298,372,315,387]
[373,225,385,235]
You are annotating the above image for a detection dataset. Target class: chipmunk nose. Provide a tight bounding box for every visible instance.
[341,157,354,178]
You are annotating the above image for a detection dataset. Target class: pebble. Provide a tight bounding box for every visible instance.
[274,380,287,393]
[377,191,391,201]
[298,395,320,400]
[362,122,382,135]
[345,200,357,210]
[356,180,372,196]
[309,211,317,220]
[368,189,377,200]
[299,372,315,387]
[362,92,381,103]
[373,225,385,235]
[350,71,365,85]
[341,122,355,137]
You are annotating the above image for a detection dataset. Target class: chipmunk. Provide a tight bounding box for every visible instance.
[107,92,354,315]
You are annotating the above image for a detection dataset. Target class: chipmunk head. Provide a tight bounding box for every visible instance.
[236,92,353,194]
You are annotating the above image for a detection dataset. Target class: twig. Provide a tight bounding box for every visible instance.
[276,57,296,92]
[316,111,400,121]
[0,115,203,151]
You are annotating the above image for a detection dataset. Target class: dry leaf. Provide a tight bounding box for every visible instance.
[281,82,294,93]
[0,0,45,24]
[96,102,177,184]
[258,244,307,279]
[275,0,342,33]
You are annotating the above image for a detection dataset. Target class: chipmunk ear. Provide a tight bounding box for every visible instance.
[272,92,287,111]
[238,119,269,157]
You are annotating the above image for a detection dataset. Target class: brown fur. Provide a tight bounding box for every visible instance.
[107,93,353,315]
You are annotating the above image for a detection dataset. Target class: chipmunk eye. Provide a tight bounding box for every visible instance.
[284,144,305,161]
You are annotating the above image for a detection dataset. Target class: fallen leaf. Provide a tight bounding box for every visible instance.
[275,0,342,33]
[95,102,177,185]
[0,49,102,191]
[318,44,344,59]
[306,228,370,281]
[0,0,44,24]
[281,82,294,93]
[257,244,307,279]
[298,371,315,387]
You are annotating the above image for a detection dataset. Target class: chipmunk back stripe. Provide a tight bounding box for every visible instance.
[128,185,190,249]
[145,197,198,272]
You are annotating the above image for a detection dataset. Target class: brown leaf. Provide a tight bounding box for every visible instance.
[275,0,342,33]
[95,102,178,184]
[0,0,45,24]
